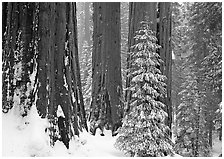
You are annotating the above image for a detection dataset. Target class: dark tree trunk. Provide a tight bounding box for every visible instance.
[194,105,200,157]
[2,2,12,112]
[36,3,50,118]
[2,3,18,112]
[20,3,35,83]
[219,127,222,141]
[2,3,35,115]
[104,2,123,127]
[208,119,213,147]
[19,3,35,116]
[36,2,87,148]
[2,2,8,37]
[157,2,172,135]
[90,2,123,135]
[2,2,87,149]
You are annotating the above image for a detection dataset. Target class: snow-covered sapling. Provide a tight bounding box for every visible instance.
[115,22,174,157]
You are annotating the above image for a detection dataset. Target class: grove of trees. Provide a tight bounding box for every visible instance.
[2,2,222,157]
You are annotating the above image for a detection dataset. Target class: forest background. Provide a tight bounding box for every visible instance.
[1,2,222,157]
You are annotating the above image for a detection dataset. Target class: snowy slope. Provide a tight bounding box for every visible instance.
[2,105,51,156]
[2,106,126,157]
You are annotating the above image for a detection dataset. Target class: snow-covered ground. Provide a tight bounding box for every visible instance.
[2,105,126,157]
[2,105,221,157]
[212,132,222,157]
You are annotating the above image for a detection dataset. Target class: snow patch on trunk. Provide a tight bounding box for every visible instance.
[57,105,65,118]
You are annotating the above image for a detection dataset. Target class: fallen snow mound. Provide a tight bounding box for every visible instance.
[2,106,125,157]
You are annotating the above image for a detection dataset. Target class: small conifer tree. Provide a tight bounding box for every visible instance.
[115,22,174,157]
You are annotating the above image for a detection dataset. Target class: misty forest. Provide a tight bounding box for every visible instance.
[2,2,222,157]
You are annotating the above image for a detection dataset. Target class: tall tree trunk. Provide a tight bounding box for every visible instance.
[2,3,18,112]
[219,127,222,141]
[194,104,200,157]
[2,3,35,115]
[125,2,157,113]
[2,2,12,112]
[20,3,35,83]
[71,2,88,132]
[90,2,123,135]
[158,2,172,135]
[3,2,87,149]
[37,3,50,118]
[19,3,35,116]
[36,2,87,148]
[84,2,91,46]
[208,119,213,147]
[2,2,8,38]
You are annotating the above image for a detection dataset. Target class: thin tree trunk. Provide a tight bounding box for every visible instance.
[72,2,88,131]
[208,119,213,147]
[84,2,91,46]
[2,2,8,38]
[219,127,222,141]
[195,105,200,157]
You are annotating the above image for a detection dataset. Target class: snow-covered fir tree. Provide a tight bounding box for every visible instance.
[175,64,211,157]
[115,22,174,157]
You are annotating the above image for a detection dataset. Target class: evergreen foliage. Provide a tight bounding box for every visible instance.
[173,2,222,156]
[115,22,174,157]
[176,64,211,157]
[189,2,221,153]
[2,2,222,156]
[189,2,222,101]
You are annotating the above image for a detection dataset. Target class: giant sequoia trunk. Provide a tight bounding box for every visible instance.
[125,2,157,113]
[157,2,172,134]
[2,3,17,112]
[90,2,123,135]
[3,2,88,149]
[2,3,35,115]
[36,2,88,147]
